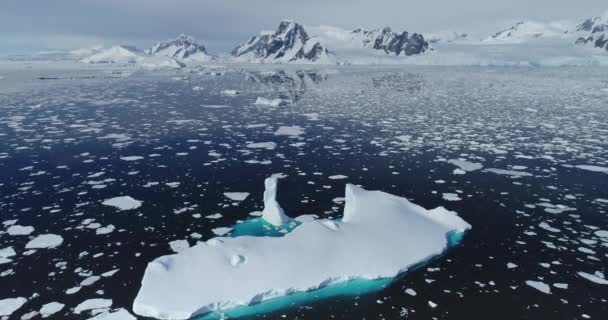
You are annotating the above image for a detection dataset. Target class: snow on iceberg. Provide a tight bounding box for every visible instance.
[260,176,289,227]
[133,179,471,319]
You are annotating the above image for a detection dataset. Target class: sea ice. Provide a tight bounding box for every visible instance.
[274,126,305,136]
[120,156,144,161]
[212,227,233,236]
[447,159,483,172]
[133,179,471,319]
[246,142,277,150]
[25,234,63,249]
[0,297,27,317]
[254,97,290,107]
[577,271,608,285]
[442,193,462,201]
[87,308,136,320]
[39,302,65,317]
[7,225,35,235]
[484,168,533,177]
[102,196,142,211]
[223,193,250,201]
[526,280,551,294]
[74,298,113,314]
[576,165,608,174]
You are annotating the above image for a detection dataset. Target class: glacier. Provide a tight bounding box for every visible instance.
[132,179,471,319]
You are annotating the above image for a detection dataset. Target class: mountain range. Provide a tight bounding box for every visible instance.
[73,10,608,67]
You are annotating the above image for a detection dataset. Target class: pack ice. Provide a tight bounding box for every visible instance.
[133,177,471,319]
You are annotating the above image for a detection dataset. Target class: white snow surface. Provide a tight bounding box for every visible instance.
[133,183,471,319]
[102,196,142,211]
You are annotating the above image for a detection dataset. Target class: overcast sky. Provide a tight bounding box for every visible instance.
[1,0,607,54]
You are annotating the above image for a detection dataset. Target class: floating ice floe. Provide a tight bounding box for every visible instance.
[246,142,277,150]
[0,297,27,317]
[120,156,144,161]
[274,126,305,136]
[254,97,290,107]
[223,192,250,201]
[483,168,533,178]
[102,196,142,211]
[447,159,483,174]
[133,177,471,319]
[575,165,608,174]
[87,308,136,320]
[526,280,551,294]
[577,271,608,285]
[74,298,113,314]
[25,234,63,249]
[39,302,65,317]
[6,225,34,236]
[0,247,16,264]
[221,90,239,96]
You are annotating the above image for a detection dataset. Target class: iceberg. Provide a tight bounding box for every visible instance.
[133,179,471,319]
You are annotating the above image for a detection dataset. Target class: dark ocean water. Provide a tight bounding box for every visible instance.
[0,65,607,319]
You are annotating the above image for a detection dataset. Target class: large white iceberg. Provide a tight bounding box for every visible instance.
[133,181,471,319]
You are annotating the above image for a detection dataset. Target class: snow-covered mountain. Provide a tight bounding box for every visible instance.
[146,34,212,62]
[575,12,608,51]
[349,27,429,56]
[80,45,185,69]
[231,20,333,64]
[483,21,573,43]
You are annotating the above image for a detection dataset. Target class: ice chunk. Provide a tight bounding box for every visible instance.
[261,176,290,227]
[25,234,63,249]
[447,159,483,172]
[254,97,290,107]
[0,297,27,317]
[74,298,113,314]
[576,165,608,174]
[7,225,35,235]
[577,271,608,285]
[102,196,142,211]
[223,193,250,201]
[169,240,190,253]
[133,183,471,319]
[246,142,277,150]
[526,280,551,294]
[212,227,233,236]
[87,308,136,320]
[274,126,304,136]
[39,302,65,317]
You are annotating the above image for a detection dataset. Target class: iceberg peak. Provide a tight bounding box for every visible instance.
[261,176,290,226]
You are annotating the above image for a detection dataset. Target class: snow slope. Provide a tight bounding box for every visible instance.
[132,181,470,319]
[483,21,573,44]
